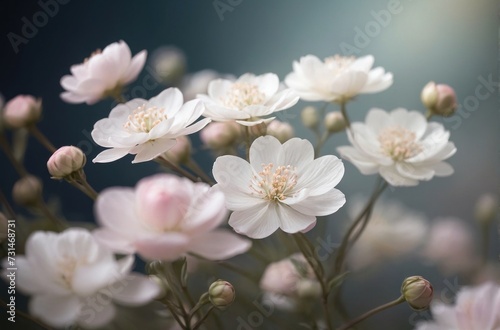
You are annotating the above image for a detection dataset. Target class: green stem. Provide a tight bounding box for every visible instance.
[187,159,215,185]
[333,178,387,274]
[314,131,331,158]
[155,156,200,183]
[339,102,350,130]
[28,125,56,153]
[192,306,215,330]
[336,296,405,330]
[0,134,28,177]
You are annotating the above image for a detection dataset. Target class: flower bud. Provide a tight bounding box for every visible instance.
[47,146,86,179]
[324,111,346,133]
[301,106,319,129]
[474,193,498,225]
[150,46,186,85]
[12,175,43,207]
[401,276,433,311]
[163,136,191,164]
[249,122,267,139]
[421,82,457,117]
[200,121,241,149]
[266,120,294,143]
[0,213,7,243]
[208,280,235,309]
[3,95,42,128]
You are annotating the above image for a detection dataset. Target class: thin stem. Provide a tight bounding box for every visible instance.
[76,175,99,200]
[292,233,333,330]
[192,306,215,330]
[334,178,387,274]
[339,102,350,130]
[244,127,251,161]
[187,159,215,185]
[314,131,331,158]
[162,298,187,330]
[155,156,200,183]
[28,125,56,153]
[336,296,405,330]
[0,134,28,177]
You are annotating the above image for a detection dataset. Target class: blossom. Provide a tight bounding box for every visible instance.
[3,94,42,128]
[91,88,210,163]
[212,135,345,239]
[93,173,251,261]
[60,40,147,105]
[337,108,456,186]
[180,69,235,101]
[346,198,427,270]
[420,217,479,276]
[47,146,86,178]
[285,54,392,102]
[1,228,160,328]
[415,282,500,330]
[197,73,299,126]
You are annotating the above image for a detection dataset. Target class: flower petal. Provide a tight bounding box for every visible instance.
[131,138,177,163]
[228,203,278,239]
[93,148,130,163]
[111,273,161,306]
[287,188,345,216]
[188,229,252,260]
[30,294,81,327]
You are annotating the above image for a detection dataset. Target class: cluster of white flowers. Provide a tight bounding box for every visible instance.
[4,39,490,330]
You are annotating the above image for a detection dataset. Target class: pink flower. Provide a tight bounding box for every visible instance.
[93,173,251,261]
[60,40,147,105]
[416,282,500,330]
[3,94,41,128]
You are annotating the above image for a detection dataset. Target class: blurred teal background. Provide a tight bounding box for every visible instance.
[1,0,498,329]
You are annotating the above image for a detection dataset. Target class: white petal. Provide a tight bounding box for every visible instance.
[112,274,161,306]
[361,69,393,93]
[235,117,275,126]
[228,203,279,239]
[131,139,177,163]
[181,187,228,234]
[379,166,419,186]
[288,188,345,216]
[273,203,317,234]
[295,155,345,195]
[282,138,314,171]
[93,148,130,163]
[249,136,283,172]
[396,162,435,181]
[431,161,454,176]
[72,262,118,296]
[30,294,81,327]
[351,55,374,71]
[217,184,263,211]
[78,300,116,329]
[149,88,183,116]
[364,108,392,135]
[175,117,211,136]
[330,71,368,98]
[122,49,147,84]
[337,146,379,174]
[207,79,233,100]
[213,155,253,189]
[93,229,137,254]
[188,229,252,260]
[390,108,427,140]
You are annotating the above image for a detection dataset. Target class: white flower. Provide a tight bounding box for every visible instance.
[285,54,393,102]
[93,173,251,261]
[347,198,427,270]
[60,40,147,105]
[180,69,235,101]
[415,282,500,330]
[212,135,346,239]
[1,228,160,328]
[337,108,456,186]
[197,73,299,126]
[91,88,210,163]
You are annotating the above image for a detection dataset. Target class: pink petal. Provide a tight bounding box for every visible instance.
[189,229,251,260]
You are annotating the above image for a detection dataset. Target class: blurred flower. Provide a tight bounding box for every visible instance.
[213,136,345,239]
[260,254,320,310]
[266,120,294,143]
[47,146,86,179]
[209,280,235,309]
[401,276,433,311]
[415,282,500,330]
[180,69,235,101]
[150,46,186,85]
[200,121,242,149]
[1,228,160,328]
[60,40,147,105]
[324,111,346,133]
[421,82,457,117]
[162,135,191,165]
[93,173,251,261]
[338,108,456,186]
[285,54,392,103]
[3,95,42,128]
[12,175,43,207]
[91,88,210,164]
[197,73,299,126]
[421,217,479,276]
[474,193,498,225]
[347,198,427,270]
[300,106,319,129]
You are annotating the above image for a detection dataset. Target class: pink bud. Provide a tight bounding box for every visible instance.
[163,136,191,164]
[12,175,43,207]
[200,121,241,149]
[3,95,42,128]
[267,120,294,143]
[209,280,235,309]
[47,146,86,179]
[421,82,457,116]
[401,276,433,311]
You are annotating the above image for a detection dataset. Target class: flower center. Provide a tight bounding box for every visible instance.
[58,256,78,289]
[324,55,356,74]
[221,82,266,110]
[378,126,422,161]
[250,163,297,201]
[123,104,167,133]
